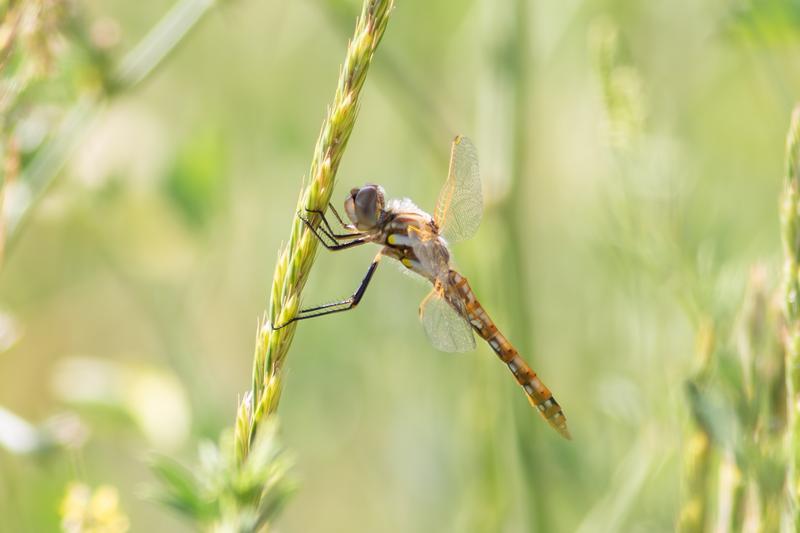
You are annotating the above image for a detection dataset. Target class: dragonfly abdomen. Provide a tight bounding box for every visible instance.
[447,270,571,440]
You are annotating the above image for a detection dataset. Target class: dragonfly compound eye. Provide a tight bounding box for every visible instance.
[355,186,379,225]
[344,194,357,224]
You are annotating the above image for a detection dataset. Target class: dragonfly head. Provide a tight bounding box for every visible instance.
[344,184,385,230]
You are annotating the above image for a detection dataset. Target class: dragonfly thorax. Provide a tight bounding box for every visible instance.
[344,184,386,230]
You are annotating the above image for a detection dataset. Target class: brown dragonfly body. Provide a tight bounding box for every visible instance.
[279,136,571,439]
[447,270,569,438]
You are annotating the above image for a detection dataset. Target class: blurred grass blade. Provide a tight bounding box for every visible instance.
[781,104,800,528]
[678,319,717,533]
[4,0,222,258]
[576,426,660,533]
[114,0,216,89]
[149,456,210,519]
[5,97,95,249]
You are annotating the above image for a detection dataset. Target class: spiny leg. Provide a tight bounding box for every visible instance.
[323,203,358,236]
[298,211,338,244]
[302,209,362,240]
[272,253,382,330]
[299,212,368,251]
[327,202,350,229]
[305,203,351,235]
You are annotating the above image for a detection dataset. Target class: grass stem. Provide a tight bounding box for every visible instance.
[234,0,394,460]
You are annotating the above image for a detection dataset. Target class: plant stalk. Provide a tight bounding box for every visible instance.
[235,0,394,461]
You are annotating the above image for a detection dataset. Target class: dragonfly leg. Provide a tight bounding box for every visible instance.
[271,253,382,330]
[327,203,349,229]
[302,209,362,240]
[301,211,339,242]
[299,212,368,251]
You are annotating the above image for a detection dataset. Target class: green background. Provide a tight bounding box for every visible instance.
[1,0,795,531]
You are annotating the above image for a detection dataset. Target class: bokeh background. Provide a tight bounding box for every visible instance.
[1,0,798,531]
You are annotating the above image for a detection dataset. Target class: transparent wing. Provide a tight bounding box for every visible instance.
[419,289,476,353]
[434,136,483,243]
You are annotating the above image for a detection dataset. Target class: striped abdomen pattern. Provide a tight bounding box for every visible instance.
[446,270,571,440]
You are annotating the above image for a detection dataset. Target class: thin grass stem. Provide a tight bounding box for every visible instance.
[235,0,394,460]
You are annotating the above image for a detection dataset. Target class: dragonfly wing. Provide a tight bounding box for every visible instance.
[434,136,483,243]
[419,289,476,353]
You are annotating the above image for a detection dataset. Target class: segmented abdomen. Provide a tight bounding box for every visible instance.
[446,270,571,440]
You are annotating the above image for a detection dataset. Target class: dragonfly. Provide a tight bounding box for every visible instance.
[276,136,571,439]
